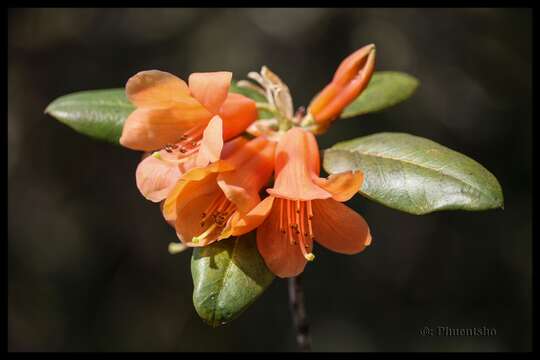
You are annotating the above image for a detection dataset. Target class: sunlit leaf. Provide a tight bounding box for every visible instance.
[323,132,503,215]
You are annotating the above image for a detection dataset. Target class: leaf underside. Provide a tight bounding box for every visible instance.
[323,132,503,215]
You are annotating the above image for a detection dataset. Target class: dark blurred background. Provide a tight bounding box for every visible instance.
[8,8,532,352]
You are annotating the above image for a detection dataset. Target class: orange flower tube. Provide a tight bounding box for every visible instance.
[307,44,376,128]
[161,136,276,247]
[231,127,372,278]
[118,70,257,202]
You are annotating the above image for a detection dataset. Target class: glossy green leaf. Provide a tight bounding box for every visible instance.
[323,132,503,215]
[191,232,274,327]
[341,71,419,118]
[45,89,134,144]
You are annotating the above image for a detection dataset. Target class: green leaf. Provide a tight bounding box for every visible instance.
[191,232,274,327]
[229,81,267,103]
[341,71,419,118]
[323,132,504,215]
[45,89,135,144]
[46,82,273,144]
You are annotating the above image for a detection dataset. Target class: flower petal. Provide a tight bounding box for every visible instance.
[217,136,276,213]
[307,82,339,120]
[227,196,275,237]
[308,44,376,124]
[136,151,182,202]
[188,71,232,114]
[313,170,364,202]
[221,136,249,158]
[119,103,212,151]
[162,172,218,227]
[311,198,371,254]
[195,115,224,167]
[256,204,307,278]
[219,93,258,141]
[126,70,190,109]
[176,189,222,246]
[333,44,375,86]
[162,181,184,227]
[182,160,234,182]
[268,127,331,201]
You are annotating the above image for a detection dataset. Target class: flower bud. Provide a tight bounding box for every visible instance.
[307,44,376,128]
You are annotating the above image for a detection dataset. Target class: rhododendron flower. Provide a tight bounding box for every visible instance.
[162,135,276,247]
[230,127,372,278]
[307,44,376,131]
[119,70,257,202]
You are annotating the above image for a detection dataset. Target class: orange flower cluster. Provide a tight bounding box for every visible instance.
[120,45,376,277]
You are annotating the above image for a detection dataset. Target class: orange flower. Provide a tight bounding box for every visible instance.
[231,127,372,278]
[161,135,276,247]
[307,44,376,129]
[119,70,257,202]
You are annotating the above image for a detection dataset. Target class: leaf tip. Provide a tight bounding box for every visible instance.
[43,102,55,115]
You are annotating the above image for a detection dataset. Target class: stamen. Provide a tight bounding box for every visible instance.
[298,225,315,261]
[200,194,236,229]
[286,199,294,244]
[299,202,306,241]
[201,195,225,225]
[172,125,204,156]
[297,201,315,261]
[215,196,230,213]
[192,223,218,244]
[307,200,314,240]
[184,125,204,138]
[295,200,300,227]
[279,198,284,234]
[168,242,188,255]
[216,203,235,227]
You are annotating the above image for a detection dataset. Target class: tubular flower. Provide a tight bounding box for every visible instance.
[232,127,372,278]
[306,44,376,131]
[161,135,276,247]
[119,70,257,202]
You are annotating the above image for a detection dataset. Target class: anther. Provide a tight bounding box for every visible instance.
[304,253,315,261]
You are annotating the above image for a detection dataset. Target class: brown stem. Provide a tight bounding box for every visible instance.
[288,275,312,351]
